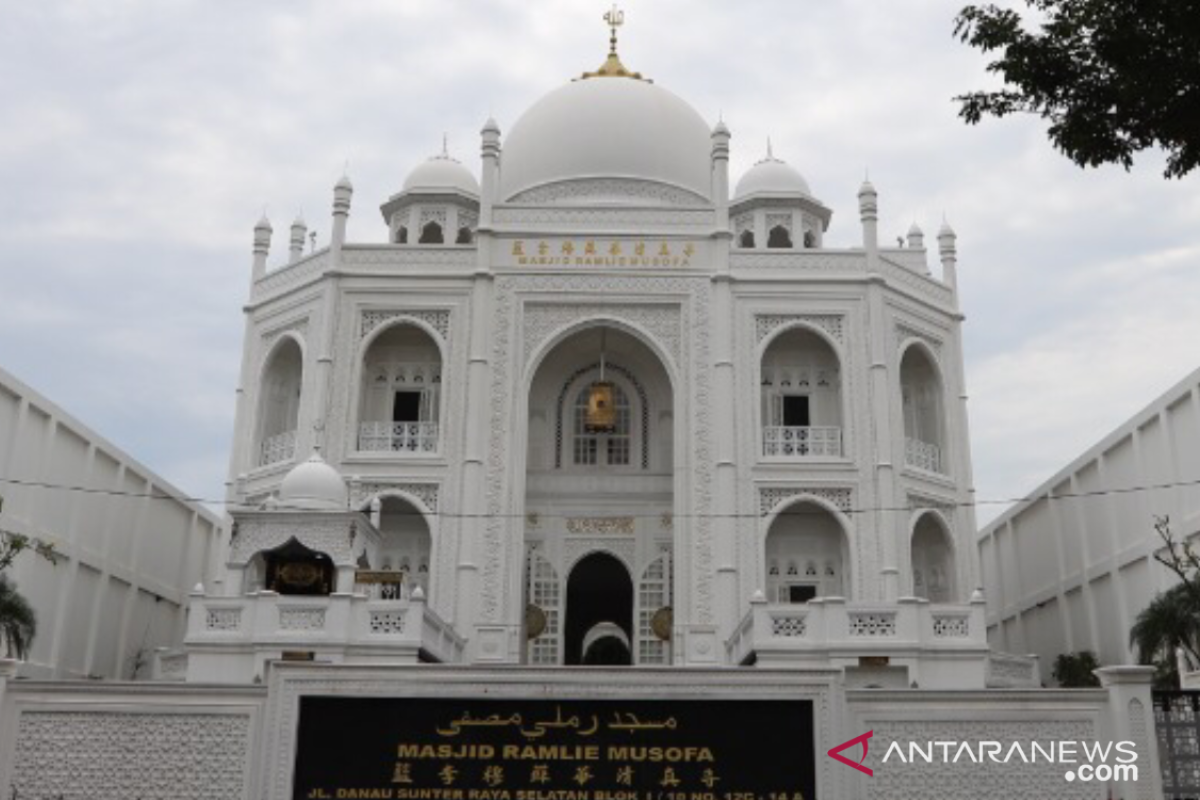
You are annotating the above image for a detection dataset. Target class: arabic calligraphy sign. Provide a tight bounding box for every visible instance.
[294,697,816,800]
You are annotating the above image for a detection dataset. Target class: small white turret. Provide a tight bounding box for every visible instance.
[710,120,731,228]
[857,179,878,257]
[251,214,272,282]
[331,175,353,264]
[907,221,924,250]
[939,219,959,293]
[289,215,307,264]
[480,117,502,225]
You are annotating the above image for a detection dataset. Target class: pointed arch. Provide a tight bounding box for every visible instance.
[899,340,948,474]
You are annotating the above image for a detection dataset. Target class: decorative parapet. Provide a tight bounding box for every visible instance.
[185,591,466,667]
[731,250,954,308]
[252,250,330,302]
[726,597,989,667]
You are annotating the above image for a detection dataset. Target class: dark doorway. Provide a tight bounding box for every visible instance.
[565,552,633,665]
[393,391,422,422]
[782,395,811,427]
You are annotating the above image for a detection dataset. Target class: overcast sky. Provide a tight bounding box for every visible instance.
[2,0,1197,527]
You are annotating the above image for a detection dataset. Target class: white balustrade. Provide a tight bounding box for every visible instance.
[727,598,988,664]
[353,570,408,600]
[762,426,842,457]
[185,590,465,665]
[258,429,297,466]
[905,437,943,473]
[358,422,439,453]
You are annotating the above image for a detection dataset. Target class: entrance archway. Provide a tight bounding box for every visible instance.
[565,552,633,665]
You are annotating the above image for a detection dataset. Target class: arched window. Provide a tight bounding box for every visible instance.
[768,225,792,248]
[900,345,946,473]
[257,338,303,467]
[765,502,849,602]
[760,327,843,458]
[456,226,473,244]
[911,513,956,602]
[358,324,442,453]
[572,382,631,467]
[803,230,816,248]
[419,221,443,244]
[395,226,408,244]
[739,230,756,248]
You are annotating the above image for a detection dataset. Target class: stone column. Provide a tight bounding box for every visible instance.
[860,180,898,602]
[1095,666,1163,800]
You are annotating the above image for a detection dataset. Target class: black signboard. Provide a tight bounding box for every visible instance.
[293,696,817,800]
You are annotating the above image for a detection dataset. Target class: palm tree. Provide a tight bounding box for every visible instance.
[1130,583,1200,669]
[0,575,36,660]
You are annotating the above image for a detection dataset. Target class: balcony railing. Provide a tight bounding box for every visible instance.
[258,430,297,467]
[762,426,842,458]
[726,597,989,671]
[905,437,943,473]
[358,421,439,453]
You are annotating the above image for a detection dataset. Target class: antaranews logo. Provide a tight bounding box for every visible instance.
[827,731,1139,783]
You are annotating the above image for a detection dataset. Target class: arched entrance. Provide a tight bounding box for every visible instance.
[522,323,675,665]
[565,552,633,665]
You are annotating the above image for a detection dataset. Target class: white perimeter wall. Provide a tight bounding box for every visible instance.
[0,366,224,679]
[978,364,1200,674]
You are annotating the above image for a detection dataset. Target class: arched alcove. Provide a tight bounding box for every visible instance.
[255,538,334,596]
[767,224,792,248]
[911,512,955,602]
[419,221,444,244]
[900,344,946,473]
[256,337,303,467]
[358,324,442,453]
[739,230,756,248]
[765,501,850,602]
[523,323,675,665]
[374,496,432,596]
[760,327,843,458]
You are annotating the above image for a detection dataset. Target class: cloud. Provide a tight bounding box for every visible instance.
[0,0,1197,532]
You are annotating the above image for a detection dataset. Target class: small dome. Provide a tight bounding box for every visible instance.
[403,154,480,196]
[734,153,812,199]
[278,453,348,511]
[499,76,713,202]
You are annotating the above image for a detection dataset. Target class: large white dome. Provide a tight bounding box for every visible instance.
[499,77,714,202]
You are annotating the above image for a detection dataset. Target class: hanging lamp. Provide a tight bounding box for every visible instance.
[585,330,617,433]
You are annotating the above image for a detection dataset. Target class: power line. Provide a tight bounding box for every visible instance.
[0,473,1197,520]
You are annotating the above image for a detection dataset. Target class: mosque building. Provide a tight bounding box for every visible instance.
[182,11,992,687]
[0,13,1164,800]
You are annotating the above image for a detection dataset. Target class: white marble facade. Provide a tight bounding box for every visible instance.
[187,34,995,687]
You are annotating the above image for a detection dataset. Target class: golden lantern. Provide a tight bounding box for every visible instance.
[585,380,617,433]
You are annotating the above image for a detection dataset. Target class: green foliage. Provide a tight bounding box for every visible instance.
[1129,582,1200,666]
[0,575,36,660]
[954,0,1200,178]
[0,496,57,662]
[1051,650,1102,687]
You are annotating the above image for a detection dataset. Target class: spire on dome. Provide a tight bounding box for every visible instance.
[580,4,647,82]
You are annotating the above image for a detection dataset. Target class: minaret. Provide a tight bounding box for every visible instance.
[330,175,353,266]
[906,222,924,250]
[711,120,731,231]
[939,220,959,295]
[251,214,272,283]
[480,117,501,228]
[858,179,879,261]
[289,215,308,264]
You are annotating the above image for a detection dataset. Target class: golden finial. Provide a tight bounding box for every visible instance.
[580,4,648,81]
